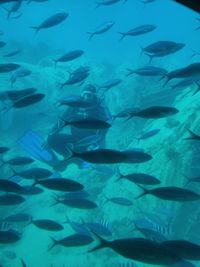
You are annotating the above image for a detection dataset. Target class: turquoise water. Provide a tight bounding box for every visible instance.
[0,0,200,266]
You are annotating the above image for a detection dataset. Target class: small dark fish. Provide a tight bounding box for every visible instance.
[136,129,160,142]
[96,0,121,8]
[69,66,90,76]
[0,229,21,244]
[87,21,115,40]
[183,128,200,141]
[163,240,200,260]
[61,118,111,130]
[57,96,94,108]
[162,63,200,86]
[61,190,90,200]
[30,219,64,231]
[127,67,167,77]
[31,12,69,33]
[3,48,21,58]
[143,41,185,55]
[104,195,133,206]
[0,41,6,47]
[2,213,31,223]
[117,172,160,185]
[136,185,200,201]
[170,78,195,90]
[49,234,94,250]
[64,216,90,236]
[99,79,122,90]
[0,194,25,205]
[61,71,89,88]
[3,0,22,19]
[133,218,168,242]
[0,179,24,193]
[54,197,98,209]
[119,25,157,40]
[82,220,112,237]
[89,232,181,265]
[0,146,10,154]
[11,67,32,86]
[1,156,34,166]
[0,63,20,73]
[63,148,152,164]
[2,93,45,112]
[53,50,84,65]
[126,106,179,120]
[11,167,53,179]
[33,178,84,192]
[0,88,37,102]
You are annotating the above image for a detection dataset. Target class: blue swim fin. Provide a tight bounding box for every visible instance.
[18,130,59,167]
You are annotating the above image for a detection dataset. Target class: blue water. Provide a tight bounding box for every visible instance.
[0,0,200,267]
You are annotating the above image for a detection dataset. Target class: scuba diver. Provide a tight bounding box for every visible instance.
[46,84,112,169]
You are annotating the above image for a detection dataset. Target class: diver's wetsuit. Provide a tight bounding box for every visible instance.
[62,87,111,151]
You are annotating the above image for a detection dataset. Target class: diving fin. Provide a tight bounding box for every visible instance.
[18,130,59,167]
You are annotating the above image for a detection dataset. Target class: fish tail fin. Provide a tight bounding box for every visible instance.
[87,32,95,40]
[103,194,110,204]
[0,159,6,168]
[59,118,69,128]
[50,195,61,207]
[7,11,12,20]
[60,82,65,89]
[31,178,39,188]
[9,167,18,179]
[184,128,200,140]
[30,26,40,34]
[192,80,200,95]
[135,184,148,199]
[0,104,10,114]
[182,174,191,187]
[124,113,134,121]
[126,68,134,76]
[20,258,27,267]
[144,52,154,63]
[48,237,58,251]
[118,32,126,41]
[1,6,10,19]
[115,167,123,182]
[158,74,169,87]
[88,230,109,252]
[139,46,144,58]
